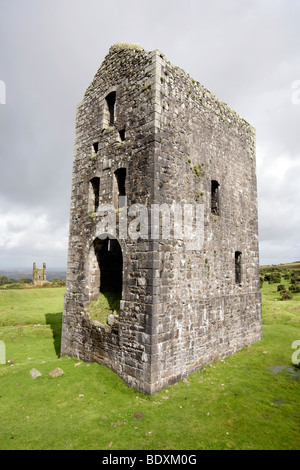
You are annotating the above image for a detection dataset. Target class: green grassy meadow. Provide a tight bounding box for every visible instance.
[0,273,299,450]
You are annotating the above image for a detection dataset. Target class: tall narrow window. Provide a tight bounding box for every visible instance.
[105,91,116,126]
[92,142,99,154]
[211,180,220,215]
[235,251,242,284]
[119,129,126,141]
[114,168,126,196]
[89,177,100,212]
[114,168,126,209]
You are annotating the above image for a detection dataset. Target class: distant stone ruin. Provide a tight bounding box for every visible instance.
[32,262,46,285]
[61,44,262,394]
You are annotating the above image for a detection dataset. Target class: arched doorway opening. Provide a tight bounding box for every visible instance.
[94,236,122,294]
[87,236,123,315]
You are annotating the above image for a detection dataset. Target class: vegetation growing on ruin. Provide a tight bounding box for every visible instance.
[86,291,121,324]
[109,43,144,54]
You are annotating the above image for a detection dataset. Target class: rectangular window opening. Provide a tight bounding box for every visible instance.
[119,129,126,141]
[105,91,116,126]
[211,180,220,215]
[89,177,100,212]
[235,251,242,284]
[114,168,126,209]
[93,142,99,154]
[114,168,126,197]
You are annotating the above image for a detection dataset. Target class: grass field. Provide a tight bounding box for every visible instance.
[0,278,299,450]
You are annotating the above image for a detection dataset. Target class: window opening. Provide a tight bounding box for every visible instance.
[114,168,126,196]
[235,251,242,284]
[92,237,123,309]
[89,177,100,212]
[211,180,220,215]
[105,91,116,126]
[92,142,99,154]
[119,129,126,141]
[114,168,126,209]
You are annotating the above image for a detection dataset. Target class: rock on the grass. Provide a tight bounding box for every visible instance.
[30,368,42,378]
[48,367,64,378]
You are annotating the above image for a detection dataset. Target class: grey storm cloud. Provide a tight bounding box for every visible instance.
[0,0,299,268]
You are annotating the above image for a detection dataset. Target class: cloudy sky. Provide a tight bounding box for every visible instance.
[0,0,299,269]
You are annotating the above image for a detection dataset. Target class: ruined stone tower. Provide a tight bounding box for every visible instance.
[61,44,262,394]
[32,262,46,285]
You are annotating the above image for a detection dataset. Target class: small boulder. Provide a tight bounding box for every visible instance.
[48,367,64,378]
[30,368,42,378]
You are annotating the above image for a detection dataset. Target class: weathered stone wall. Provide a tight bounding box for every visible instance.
[61,44,262,394]
[61,44,160,393]
[148,52,262,390]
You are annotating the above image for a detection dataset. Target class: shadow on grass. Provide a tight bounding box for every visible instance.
[45,312,62,357]
[45,292,120,356]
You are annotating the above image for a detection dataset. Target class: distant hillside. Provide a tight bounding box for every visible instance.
[260,262,300,270]
[0,269,66,281]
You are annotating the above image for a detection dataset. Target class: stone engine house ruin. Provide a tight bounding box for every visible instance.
[61,44,262,394]
[32,262,47,286]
